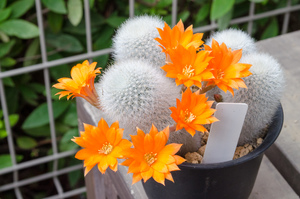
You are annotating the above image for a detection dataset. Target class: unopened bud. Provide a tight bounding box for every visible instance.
[214,94,223,102]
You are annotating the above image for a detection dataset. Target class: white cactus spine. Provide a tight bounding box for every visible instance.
[205,28,257,55]
[220,52,285,145]
[112,15,166,68]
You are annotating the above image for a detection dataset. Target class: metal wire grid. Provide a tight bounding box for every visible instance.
[0,0,299,198]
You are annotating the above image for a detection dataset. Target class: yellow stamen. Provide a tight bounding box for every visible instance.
[99,142,113,155]
[184,109,196,123]
[182,65,195,78]
[144,152,157,166]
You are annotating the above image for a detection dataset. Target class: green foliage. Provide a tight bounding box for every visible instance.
[23,38,40,66]
[211,0,235,20]
[17,136,38,149]
[0,154,23,169]
[0,111,19,139]
[0,39,15,57]
[46,33,84,53]
[41,0,67,14]
[22,101,70,129]
[67,0,83,26]
[0,19,39,39]
[48,12,63,33]
[261,18,279,39]
[9,0,35,19]
[0,8,11,23]
[59,128,79,151]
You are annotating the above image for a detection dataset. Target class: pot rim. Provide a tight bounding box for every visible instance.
[179,103,284,170]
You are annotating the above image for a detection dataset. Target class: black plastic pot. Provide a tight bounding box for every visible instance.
[143,104,283,199]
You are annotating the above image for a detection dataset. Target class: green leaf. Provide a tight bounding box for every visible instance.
[5,87,19,113]
[0,110,2,118]
[19,84,38,106]
[249,0,266,2]
[59,128,79,151]
[93,26,114,50]
[30,83,45,93]
[0,154,23,169]
[68,0,83,26]
[0,129,7,139]
[3,77,15,87]
[0,0,7,9]
[0,31,10,42]
[68,170,82,187]
[9,114,19,127]
[23,38,40,67]
[9,0,35,19]
[157,0,173,8]
[177,11,190,22]
[195,4,210,23]
[22,101,70,129]
[46,33,84,53]
[62,103,78,127]
[50,65,70,81]
[42,0,67,14]
[89,0,95,8]
[0,8,12,23]
[93,54,109,69]
[0,39,15,58]
[24,125,50,137]
[217,8,233,30]
[0,120,3,128]
[211,0,235,20]
[106,16,127,28]
[261,19,278,40]
[0,57,16,67]
[17,136,37,149]
[48,12,63,33]
[0,19,39,39]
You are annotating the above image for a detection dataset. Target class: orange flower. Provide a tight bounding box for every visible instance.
[170,88,218,136]
[161,45,213,88]
[53,60,101,108]
[72,118,132,175]
[204,39,252,96]
[121,125,186,185]
[155,20,204,55]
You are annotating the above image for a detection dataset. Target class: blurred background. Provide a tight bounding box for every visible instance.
[0,0,299,198]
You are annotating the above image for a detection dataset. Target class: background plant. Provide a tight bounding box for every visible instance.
[0,0,299,198]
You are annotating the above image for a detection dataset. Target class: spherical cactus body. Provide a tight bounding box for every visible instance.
[206,28,257,55]
[112,15,166,68]
[221,53,284,145]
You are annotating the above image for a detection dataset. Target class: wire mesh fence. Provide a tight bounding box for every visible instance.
[0,0,299,198]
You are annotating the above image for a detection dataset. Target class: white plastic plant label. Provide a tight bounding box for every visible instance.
[202,103,248,164]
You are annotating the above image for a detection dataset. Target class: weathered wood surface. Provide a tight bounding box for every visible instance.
[250,156,298,199]
[76,31,300,199]
[256,31,300,196]
[76,98,147,199]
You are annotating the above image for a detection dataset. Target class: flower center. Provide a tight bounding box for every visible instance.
[182,65,195,78]
[144,152,157,166]
[216,70,225,79]
[183,109,196,123]
[99,142,113,155]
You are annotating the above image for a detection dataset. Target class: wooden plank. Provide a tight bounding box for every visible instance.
[76,98,147,199]
[249,156,298,199]
[256,31,300,195]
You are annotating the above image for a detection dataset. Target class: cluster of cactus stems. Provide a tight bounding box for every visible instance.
[53,15,284,185]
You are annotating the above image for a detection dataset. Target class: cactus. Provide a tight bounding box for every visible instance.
[205,28,257,55]
[219,52,285,145]
[112,15,166,69]
[97,59,179,138]
[97,59,201,154]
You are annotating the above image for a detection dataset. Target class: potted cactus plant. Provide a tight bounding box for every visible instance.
[53,15,284,199]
